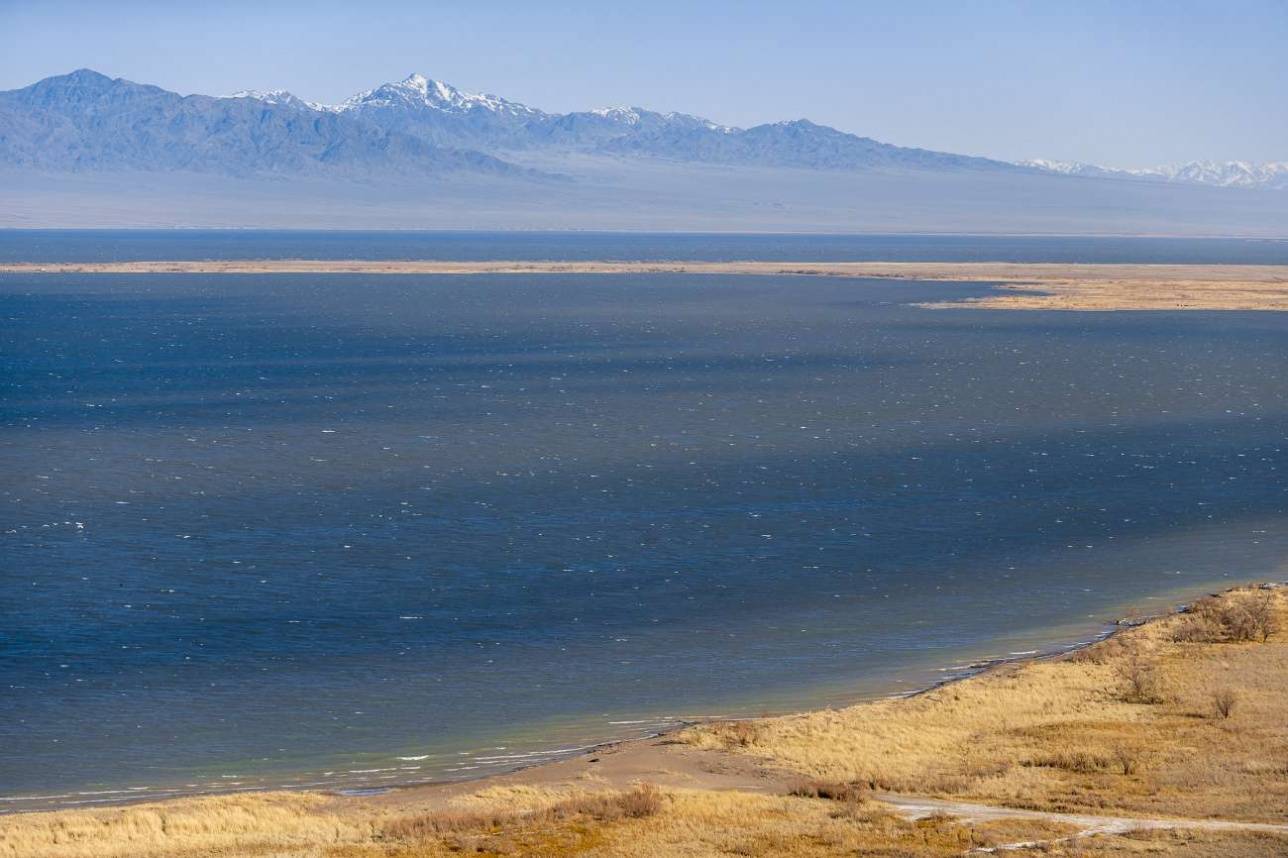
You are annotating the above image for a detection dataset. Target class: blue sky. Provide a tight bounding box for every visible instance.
[2,0,1284,166]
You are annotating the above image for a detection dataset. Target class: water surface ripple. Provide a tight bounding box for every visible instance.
[2,261,1286,808]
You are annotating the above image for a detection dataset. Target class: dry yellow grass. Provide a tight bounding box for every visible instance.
[11,784,1279,858]
[4,586,1286,857]
[687,586,1288,823]
[0,791,374,858]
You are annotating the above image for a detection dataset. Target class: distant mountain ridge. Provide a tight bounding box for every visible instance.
[1,69,1024,177]
[1023,158,1288,191]
[7,69,1279,190]
[0,69,529,177]
[239,72,1019,172]
[5,69,1287,234]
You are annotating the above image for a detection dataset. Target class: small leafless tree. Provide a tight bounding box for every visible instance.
[1211,688,1238,719]
[1243,592,1281,643]
[1116,645,1160,703]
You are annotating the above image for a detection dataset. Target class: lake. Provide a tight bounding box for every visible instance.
[2,233,1286,809]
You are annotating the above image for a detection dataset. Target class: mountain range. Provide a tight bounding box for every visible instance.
[2,69,1285,232]
[4,69,1282,190]
[0,69,1026,177]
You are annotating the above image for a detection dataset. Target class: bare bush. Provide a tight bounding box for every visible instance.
[613,784,663,819]
[1171,614,1223,643]
[708,719,762,748]
[1211,689,1238,720]
[549,784,664,822]
[1179,593,1281,643]
[1070,635,1131,665]
[1115,646,1160,703]
[1025,751,1111,774]
[1241,592,1281,642]
[1113,746,1141,776]
[384,809,510,839]
[382,784,664,844]
[789,779,869,803]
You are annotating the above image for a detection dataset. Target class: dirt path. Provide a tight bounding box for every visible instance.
[876,792,1288,836]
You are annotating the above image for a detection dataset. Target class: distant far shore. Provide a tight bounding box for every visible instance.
[4,259,1288,311]
[2,260,1288,314]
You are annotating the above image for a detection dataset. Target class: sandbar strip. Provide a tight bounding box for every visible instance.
[2,260,1288,310]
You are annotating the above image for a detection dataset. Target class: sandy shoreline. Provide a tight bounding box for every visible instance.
[304,594,1180,811]
[0,617,1121,817]
[329,582,1288,821]
[0,587,1188,816]
[5,583,1287,858]
[3,259,1288,310]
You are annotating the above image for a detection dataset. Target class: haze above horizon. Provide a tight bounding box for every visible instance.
[1,0,1284,167]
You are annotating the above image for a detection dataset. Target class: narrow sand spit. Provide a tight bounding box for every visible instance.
[4,259,1288,310]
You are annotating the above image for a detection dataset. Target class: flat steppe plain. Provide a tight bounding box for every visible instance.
[4,260,1288,310]
[4,586,1288,857]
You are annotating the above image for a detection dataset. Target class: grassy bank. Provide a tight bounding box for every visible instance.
[689,584,1288,822]
[4,585,1286,857]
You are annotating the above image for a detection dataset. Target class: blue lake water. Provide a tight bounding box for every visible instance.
[2,229,1288,264]
[2,233,1287,810]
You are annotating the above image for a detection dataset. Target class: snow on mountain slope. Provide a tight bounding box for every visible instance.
[0,70,538,177]
[340,73,545,117]
[226,89,327,111]
[1158,161,1288,189]
[1023,158,1288,190]
[7,69,1280,193]
[302,72,1019,170]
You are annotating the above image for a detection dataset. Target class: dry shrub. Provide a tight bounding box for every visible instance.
[1172,613,1225,643]
[1178,593,1281,643]
[1024,751,1111,774]
[706,719,763,748]
[606,783,663,820]
[1066,644,1107,665]
[382,784,663,844]
[1113,745,1142,776]
[961,757,1014,781]
[1212,688,1238,719]
[1238,592,1281,642]
[383,808,511,839]
[1069,634,1127,665]
[787,779,869,803]
[1115,644,1161,703]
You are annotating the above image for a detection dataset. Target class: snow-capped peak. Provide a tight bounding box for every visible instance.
[1022,157,1288,190]
[586,106,730,133]
[1020,158,1100,175]
[226,89,334,112]
[590,106,644,125]
[339,73,544,117]
[1157,160,1288,187]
